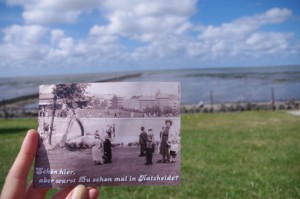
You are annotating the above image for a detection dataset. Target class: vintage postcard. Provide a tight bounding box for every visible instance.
[33,82,181,188]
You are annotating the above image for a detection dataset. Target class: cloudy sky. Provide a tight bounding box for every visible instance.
[0,0,299,77]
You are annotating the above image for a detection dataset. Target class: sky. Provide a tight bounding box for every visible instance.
[0,0,300,77]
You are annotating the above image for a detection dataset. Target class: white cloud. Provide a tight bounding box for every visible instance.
[90,0,196,41]
[22,9,81,25]
[200,8,292,40]
[246,32,292,48]
[0,24,49,69]
[3,24,47,45]
[50,29,65,45]
[264,8,291,22]
[47,28,123,67]
[7,0,99,24]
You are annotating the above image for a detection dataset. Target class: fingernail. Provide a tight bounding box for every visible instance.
[72,184,87,199]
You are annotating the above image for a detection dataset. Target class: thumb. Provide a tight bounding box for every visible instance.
[66,185,88,199]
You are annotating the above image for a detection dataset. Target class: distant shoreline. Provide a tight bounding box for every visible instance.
[1,97,299,119]
[95,72,142,82]
[181,100,300,113]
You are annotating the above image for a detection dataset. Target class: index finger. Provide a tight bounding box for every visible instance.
[1,129,39,199]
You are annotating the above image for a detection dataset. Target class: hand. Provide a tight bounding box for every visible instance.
[0,129,99,199]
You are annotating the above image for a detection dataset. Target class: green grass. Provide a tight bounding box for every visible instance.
[0,119,38,185]
[1,111,300,198]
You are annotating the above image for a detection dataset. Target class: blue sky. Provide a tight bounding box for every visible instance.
[0,0,299,77]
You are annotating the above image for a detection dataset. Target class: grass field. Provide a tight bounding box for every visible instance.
[0,111,300,198]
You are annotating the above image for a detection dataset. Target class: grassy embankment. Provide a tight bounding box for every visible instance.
[0,111,299,198]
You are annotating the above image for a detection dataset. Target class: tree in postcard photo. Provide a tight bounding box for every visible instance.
[48,83,90,145]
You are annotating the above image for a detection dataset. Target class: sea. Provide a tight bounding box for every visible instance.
[1,65,300,107]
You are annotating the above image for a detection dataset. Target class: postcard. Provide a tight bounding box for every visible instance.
[33,82,181,188]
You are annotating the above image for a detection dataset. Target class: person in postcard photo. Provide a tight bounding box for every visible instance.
[139,126,147,157]
[103,135,112,163]
[159,120,178,163]
[169,140,179,163]
[43,121,49,139]
[159,127,165,139]
[145,129,155,165]
[92,131,104,165]
[106,124,113,139]
[157,126,165,154]
[112,124,116,138]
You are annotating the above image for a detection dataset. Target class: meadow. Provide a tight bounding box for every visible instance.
[0,111,299,198]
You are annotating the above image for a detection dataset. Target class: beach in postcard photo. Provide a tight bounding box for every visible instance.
[34,82,181,188]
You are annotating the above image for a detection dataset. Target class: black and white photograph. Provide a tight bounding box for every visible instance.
[34,82,181,188]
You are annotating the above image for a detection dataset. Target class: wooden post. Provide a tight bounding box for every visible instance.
[271,87,275,111]
[210,90,214,111]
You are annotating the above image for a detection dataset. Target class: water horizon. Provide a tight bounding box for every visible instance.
[1,65,300,105]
